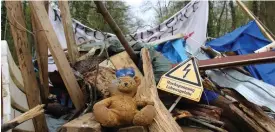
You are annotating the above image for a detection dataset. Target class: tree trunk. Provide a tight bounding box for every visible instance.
[217,1,226,37]
[259,1,275,36]
[229,1,236,30]
[207,1,215,37]
[252,1,258,17]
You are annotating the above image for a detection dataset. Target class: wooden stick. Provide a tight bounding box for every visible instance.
[238,104,275,132]
[188,117,228,132]
[1,104,45,132]
[6,2,48,131]
[194,116,225,126]
[59,1,79,64]
[147,33,184,46]
[140,48,182,132]
[31,1,49,104]
[236,0,274,41]
[30,1,85,110]
[94,1,138,64]
[229,104,265,132]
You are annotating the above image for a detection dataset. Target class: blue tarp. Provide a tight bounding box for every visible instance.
[155,39,188,64]
[155,39,218,102]
[206,20,275,86]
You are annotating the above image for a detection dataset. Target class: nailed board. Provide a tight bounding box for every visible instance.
[157,58,203,102]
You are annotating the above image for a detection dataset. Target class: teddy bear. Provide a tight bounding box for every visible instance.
[93,68,156,127]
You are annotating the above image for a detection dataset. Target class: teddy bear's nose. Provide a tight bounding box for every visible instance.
[124,82,128,86]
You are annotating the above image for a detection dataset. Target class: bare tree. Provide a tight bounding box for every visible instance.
[229,1,236,30]
[217,1,226,36]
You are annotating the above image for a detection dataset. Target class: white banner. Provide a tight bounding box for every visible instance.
[49,0,208,54]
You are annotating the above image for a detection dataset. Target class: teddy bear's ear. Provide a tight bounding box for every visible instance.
[134,76,141,86]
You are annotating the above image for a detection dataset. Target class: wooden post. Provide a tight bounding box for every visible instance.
[30,1,85,110]
[31,1,49,104]
[140,48,182,132]
[59,1,79,64]
[236,0,274,41]
[94,1,138,64]
[5,1,48,131]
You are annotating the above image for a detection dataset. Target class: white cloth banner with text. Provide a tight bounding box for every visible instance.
[49,0,208,54]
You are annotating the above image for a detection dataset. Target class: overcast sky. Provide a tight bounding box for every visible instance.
[124,0,156,29]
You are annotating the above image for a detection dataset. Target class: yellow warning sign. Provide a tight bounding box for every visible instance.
[157,58,203,102]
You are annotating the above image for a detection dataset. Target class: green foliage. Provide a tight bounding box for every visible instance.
[1,1,18,64]
[68,1,131,34]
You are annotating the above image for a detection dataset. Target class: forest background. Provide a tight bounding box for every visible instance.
[1,1,274,63]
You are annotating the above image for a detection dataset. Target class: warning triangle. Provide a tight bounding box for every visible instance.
[164,58,201,87]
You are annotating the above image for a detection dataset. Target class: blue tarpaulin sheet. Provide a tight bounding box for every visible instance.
[155,39,218,102]
[155,39,188,63]
[206,21,275,86]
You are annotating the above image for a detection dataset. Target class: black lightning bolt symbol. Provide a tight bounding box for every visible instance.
[182,64,191,78]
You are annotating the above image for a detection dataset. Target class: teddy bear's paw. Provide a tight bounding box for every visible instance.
[133,105,156,126]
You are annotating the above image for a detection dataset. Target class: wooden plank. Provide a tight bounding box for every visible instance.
[198,51,275,70]
[110,51,143,78]
[110,50,182,132]
[140,48,182,132]
[229,104,265,132]
[31,1,49,104]
[61,113,101,132]
[30,1,84,110]
[6,2,48,132]
[118,126,148,132]
[59,1,79,64]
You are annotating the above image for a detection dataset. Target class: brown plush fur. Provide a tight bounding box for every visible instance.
[93,76,156,127]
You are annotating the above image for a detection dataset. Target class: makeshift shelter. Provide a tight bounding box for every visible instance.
[2,0,275,132]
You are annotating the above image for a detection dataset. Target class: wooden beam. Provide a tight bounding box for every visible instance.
[30,1,85,110]
[31,1,49,104]
[94,1,138,64]
[5,1,48,131]
[236,0,274,41]
[1,105,45,132]
[229,104,265,132]
[61,113,101,132]
[198,51,275,70]
[59,1,79,64]
[140,48,182,132]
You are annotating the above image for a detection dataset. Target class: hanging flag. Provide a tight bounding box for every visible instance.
[49,0,208,53]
